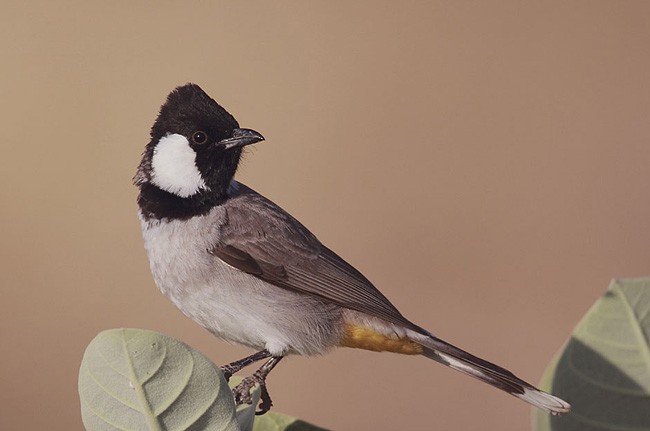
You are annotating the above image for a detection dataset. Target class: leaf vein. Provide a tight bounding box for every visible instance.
[120,329,164,431]
[81,399,135,431]
[83,362,141,411]
[614,284,650,378]
[171,370,223,431]
[142,342,167,385]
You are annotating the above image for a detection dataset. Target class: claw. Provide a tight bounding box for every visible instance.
[256,384,273,415]
[230,356,283,414]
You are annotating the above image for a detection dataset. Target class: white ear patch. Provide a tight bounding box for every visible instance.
[151,134,207,197]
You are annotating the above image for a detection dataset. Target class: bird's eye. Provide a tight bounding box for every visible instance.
[192,131,208,144]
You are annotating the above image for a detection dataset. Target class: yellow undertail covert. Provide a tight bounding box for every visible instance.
[339,324,423,355]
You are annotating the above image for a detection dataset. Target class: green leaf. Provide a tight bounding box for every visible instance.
[252,412,329,431]
[226,378,326,431]
[79,328,240,431]
[533,278,650,431]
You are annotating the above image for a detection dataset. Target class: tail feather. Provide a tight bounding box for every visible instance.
[413,332,570,415]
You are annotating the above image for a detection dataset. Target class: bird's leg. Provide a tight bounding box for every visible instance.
[220,349,271,381]
[232,356,283,415]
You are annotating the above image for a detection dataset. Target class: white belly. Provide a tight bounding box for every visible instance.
[139,211,343,356]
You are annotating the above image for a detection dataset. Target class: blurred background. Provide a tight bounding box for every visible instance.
[1,1,649,430]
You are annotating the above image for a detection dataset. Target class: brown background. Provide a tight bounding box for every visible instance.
[1,2,649,430]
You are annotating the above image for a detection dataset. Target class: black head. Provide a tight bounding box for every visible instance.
[134,84,264,220]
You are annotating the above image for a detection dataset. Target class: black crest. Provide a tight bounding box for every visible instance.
[135,84,248,220]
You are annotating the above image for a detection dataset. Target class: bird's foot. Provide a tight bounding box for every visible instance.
[231,356,283,415]
[232,374,273,415]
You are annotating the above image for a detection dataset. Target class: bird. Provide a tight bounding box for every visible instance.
[134,83,571,416]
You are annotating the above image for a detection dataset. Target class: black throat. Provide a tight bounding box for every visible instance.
[137,183,226,221]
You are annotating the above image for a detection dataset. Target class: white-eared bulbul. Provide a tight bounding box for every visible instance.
[134,83,570,416]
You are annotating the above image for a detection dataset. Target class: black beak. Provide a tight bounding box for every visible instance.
[218,128,265,150]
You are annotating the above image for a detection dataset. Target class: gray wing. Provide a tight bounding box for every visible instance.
[211,182,421,332]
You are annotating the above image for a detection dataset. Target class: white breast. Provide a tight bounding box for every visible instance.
[138,208,343,356]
